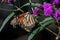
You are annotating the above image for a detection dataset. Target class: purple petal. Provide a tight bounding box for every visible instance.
[54,10,60,20]
[43,3,53,16]
[43,3,52,9]
[44,7,53,16]
[8,0,12,3]
[33,7,39,16]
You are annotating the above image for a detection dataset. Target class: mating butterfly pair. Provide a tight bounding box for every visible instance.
[10,12,36,32]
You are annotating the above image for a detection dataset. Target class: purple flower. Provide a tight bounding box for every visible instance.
[44,7,53,16]
[43,3,52,9]
[32,7,39,16]
[54,10,60,20]
[53,0,59,5]
[43,3,53,16]
[8,0,12,3]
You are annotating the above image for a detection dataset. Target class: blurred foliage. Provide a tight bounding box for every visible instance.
[0,0,60,40]
[28,17,54,40]
[0,12,15,32]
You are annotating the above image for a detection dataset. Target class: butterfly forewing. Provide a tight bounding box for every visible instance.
[10,12,36,32]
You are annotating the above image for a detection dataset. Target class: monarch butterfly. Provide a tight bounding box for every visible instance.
[10,12,36,32]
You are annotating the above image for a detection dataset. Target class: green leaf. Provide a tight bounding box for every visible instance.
[20,3,41,8]
[28,17,54,40]
[40,17,53,25]
[0,12,15,32]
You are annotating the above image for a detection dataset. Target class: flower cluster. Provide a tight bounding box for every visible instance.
[33,0,60,20]
[54,10,60,20]
[43,3,53,16]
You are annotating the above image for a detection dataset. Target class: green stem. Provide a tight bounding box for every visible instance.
[28,17,54,40]
[0,12,15,32]
[20,3,41,8]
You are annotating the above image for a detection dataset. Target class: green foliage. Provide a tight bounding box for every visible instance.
[0,12,15,32]
[39,17,53,25]
[28,17,54,40]
[20,3,41,8]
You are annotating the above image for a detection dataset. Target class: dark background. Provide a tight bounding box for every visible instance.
[0,0,59,40]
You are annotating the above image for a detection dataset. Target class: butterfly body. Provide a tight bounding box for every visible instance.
[10,12,36,32]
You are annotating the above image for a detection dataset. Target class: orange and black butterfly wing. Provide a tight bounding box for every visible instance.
[21,12,36,32]
[10,12,36,32]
